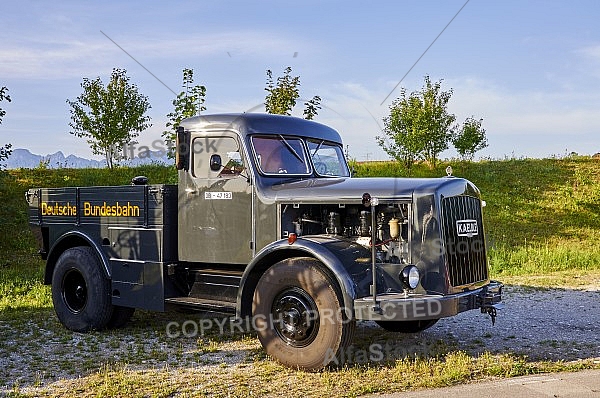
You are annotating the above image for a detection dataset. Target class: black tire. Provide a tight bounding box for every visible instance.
[51,246,113,332]
[253,257,355,370]
[375,319,439,333]
[107,306,135,329]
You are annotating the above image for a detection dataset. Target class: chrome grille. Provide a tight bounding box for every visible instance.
[441,195,488,287]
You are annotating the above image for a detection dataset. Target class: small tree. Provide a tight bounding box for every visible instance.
[0,86,12,167]
[376,75,456,170]
[453,117,488,160]
[420,76,455,167]
[162,68,206,157]
[303,95,322,120]
[67,69,151,168]
[264,66,321,119]
[376,90,426,172]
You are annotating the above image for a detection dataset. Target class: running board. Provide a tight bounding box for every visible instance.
[164,297,236,314]
[187,269,241,303]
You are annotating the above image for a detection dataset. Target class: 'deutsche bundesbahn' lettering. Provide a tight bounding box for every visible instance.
[41,202,141,217]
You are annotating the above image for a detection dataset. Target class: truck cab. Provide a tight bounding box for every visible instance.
[28,113,502,370]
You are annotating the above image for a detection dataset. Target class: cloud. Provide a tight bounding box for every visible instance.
[576,44,600,60]
[0,38,117,79]
[0,31,304,80]
[302,76,600,160]
[307,81,392,160]
[448,77,600,136]
[571,43,600,81]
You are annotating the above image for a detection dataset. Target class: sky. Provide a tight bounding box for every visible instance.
[2,0,600,162]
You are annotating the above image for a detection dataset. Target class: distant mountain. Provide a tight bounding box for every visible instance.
[5,148,169,169]
[119,150,170,167]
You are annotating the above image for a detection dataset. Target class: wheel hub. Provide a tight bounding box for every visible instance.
[62,269,88,313]
[272,287,319,347]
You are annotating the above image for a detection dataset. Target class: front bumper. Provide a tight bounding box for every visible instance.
[354,280,503,321]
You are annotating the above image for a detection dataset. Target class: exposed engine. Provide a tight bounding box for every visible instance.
[280,202,410,264]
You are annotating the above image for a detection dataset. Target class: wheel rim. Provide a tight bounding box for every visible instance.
[271,287,319,347]
[62,268,88,313]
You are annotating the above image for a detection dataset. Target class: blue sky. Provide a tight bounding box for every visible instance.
[2,0,600,161]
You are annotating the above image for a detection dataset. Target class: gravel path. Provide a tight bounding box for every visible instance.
[346,285,600,363]
[1,285,599,392]
[418,285,600,361]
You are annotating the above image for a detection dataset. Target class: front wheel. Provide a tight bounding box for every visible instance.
[52,246,113,332]
[253,258,355,370]
[375,319,439,333]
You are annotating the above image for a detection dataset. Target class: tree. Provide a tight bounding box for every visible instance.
[162,68,206,158]
[376,75,456,170]
[420,76,455,167]
[0,85,12,167]
[264,66,321,119]
[376,89,427,172]
[67,68,151,169]
[303,95,322,120]
[453,117,488,160]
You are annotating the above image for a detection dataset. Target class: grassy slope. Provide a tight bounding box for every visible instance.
[354,157,600,283]
[1,159,600,396]
[2,158,600,307]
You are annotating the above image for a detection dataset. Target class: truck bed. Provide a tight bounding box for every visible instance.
[27,184,178,311]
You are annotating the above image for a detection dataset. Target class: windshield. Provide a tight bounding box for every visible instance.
[251,135,311,175]
[251,135,350,177]
[307,139,350,177]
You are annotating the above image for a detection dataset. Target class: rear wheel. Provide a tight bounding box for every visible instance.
[253,257,355,370]
[52,246,113,332]
[375,319,439,333]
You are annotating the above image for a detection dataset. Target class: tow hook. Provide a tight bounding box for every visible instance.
[481,303,505,325]
[481,306,497,325]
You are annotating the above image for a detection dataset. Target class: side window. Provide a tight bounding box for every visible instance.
[192,136,245,179]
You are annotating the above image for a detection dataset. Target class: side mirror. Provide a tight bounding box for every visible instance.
[175,127,189,171]
[210,154,222,171]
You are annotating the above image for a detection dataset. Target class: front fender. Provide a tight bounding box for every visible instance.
[236,236,366,319]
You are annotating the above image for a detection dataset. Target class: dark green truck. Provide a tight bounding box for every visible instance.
[27,113,502,369]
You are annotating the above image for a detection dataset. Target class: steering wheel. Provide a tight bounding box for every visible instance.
[314,162,328,175]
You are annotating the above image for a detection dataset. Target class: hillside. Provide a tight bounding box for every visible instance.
[2,158,600,279]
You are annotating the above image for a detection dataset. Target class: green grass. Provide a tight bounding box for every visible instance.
[10,352,597,398]
[2,158,600,309]
[354,156,600,279]
[1,159,600,395]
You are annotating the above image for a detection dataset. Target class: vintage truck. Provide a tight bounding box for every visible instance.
[27,113,502,369]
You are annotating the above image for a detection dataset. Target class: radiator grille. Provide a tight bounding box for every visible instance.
[441,195,488,287]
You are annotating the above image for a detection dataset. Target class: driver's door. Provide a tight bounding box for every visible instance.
[178,133,253,264]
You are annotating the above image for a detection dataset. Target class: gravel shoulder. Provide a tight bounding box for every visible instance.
[1,285,599,393]
[417,285,600,361]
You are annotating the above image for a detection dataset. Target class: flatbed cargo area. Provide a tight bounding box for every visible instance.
[27,184,178,311]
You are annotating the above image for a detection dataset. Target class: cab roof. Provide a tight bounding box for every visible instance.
[179,113,344,144]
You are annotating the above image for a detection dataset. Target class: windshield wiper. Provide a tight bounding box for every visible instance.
[278,135,304,162]
[311,140,324,157]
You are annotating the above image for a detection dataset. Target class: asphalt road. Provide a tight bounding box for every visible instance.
[369,369,600,397]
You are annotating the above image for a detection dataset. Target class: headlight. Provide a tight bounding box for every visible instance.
[400,265,420,290]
